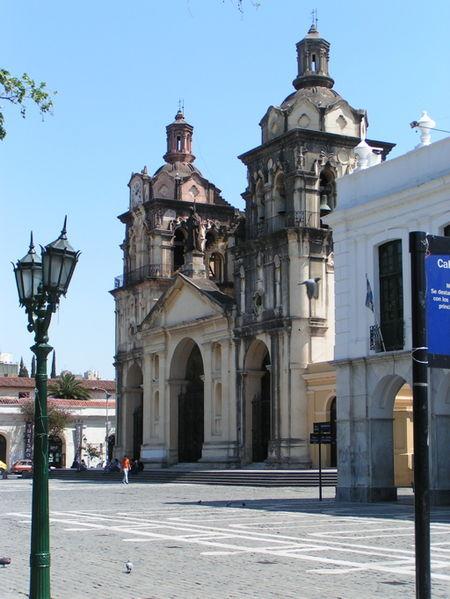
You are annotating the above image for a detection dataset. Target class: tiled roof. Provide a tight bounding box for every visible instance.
[0,396,115,409]
[0,377,115,391]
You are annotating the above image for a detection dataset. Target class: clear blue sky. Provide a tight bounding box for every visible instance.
[1,0,450,379]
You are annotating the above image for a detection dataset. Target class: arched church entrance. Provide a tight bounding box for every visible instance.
[178,344,204,462]
[125,363,143,460]
[0,434,6,464]
[169,338,205,464]
[244,340,271,463]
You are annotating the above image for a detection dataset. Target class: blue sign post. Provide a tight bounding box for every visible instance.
[426,235,450,369]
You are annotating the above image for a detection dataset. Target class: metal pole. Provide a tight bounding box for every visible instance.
[318,441,322,502]
[30,339,52,599]
[409,231,431,599]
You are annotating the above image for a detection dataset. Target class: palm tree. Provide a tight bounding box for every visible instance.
[48,373,91,400]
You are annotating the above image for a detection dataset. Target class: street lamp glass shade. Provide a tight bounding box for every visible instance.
[42,217,80,296]
[12,233,43,305]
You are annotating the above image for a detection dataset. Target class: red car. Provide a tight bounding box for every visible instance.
[11,459,33,474]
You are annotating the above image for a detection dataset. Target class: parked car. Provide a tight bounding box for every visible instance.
[0,460,7,474]
[11,459,33,474]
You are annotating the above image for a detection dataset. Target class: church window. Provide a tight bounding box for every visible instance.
[273,173,287,229]
[336,114,347,130]
[379,240,404,351]
[154,391,160,420]
[189,185,199,198]
[209,252,224,283]
[176,135,182,151]
[239,265,246,313]
[154,354,159,380]
[312,54,317,71]
[256,181,265,231]
[153,391,160,436]
[213,383,222,435]
[298,114,310,128]
[319,168,335,221]
[173,228,186,272]
[274,255,281,309]
[205,229,216,250]
[213,344,222,373]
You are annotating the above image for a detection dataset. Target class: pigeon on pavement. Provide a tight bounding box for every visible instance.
[0,557,11,567]
[125,560,133,574]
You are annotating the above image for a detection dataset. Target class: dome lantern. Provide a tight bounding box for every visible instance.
[292,25,335,91]
[163,108,195,164]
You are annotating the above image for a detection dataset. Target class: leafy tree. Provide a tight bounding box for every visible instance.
[20,400,73,436]
[0,69,55,140]
[48,373,91,400]
[18,357,29,378]
[51,351,57,379]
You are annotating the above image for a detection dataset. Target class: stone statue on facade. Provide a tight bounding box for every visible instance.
[186,207,204,252]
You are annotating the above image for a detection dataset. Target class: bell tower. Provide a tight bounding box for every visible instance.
[234,26,394,468]
[163,109,195,164]
[293,23,334,90]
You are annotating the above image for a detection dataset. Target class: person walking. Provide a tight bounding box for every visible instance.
[121,455,130,485]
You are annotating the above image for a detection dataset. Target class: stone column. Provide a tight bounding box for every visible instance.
[141,353,152,446]
[113,362,124,457]
[167,378,186,465]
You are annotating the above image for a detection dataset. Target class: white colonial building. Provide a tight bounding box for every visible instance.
[326,132,450,504]
[0,377,115,469]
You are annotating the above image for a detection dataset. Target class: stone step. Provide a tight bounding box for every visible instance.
[49,468,337,487]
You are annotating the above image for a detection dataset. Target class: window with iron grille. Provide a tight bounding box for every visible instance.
[379,240,404,351]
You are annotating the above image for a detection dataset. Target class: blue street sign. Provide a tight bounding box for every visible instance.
[426,235,450,369]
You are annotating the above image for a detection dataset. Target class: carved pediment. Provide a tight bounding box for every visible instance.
[140,275,229,331]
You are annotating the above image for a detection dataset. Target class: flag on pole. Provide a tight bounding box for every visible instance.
[365,275,374,312]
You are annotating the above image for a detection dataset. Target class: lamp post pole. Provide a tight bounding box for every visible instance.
[13,220,79,599]
[30,309,52,598]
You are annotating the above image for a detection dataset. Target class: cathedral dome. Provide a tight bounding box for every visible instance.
[281,86,342,111]
[259,27,365,142]
[153,161,202,179]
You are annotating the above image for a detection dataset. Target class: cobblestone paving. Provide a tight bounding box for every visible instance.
[1,478,449,598]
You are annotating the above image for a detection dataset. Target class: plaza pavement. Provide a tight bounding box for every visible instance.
[1,478,449,599]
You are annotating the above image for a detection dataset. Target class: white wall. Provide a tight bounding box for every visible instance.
[327,137,450,361]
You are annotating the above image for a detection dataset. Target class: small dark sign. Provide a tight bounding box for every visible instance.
[313,422,331,434]
[310,433,333,445]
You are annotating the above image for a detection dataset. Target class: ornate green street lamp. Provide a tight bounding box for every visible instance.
[12,217,80,599]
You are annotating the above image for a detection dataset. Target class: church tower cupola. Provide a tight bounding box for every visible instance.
[163,108,195,164]
[293,24,334,90]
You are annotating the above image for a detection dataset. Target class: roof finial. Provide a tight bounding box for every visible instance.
[309,8,318,32]
[60,215,68,239]
[178,98,182,112]
[29,231,35,253]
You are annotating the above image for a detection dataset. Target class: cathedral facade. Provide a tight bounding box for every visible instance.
[112,26,393,468]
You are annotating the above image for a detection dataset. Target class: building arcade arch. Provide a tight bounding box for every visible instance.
[125,362,143,460]
[169,338,205,463]
[244,340,271,463]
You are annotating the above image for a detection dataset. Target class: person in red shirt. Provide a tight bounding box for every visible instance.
[121,455,130,484]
